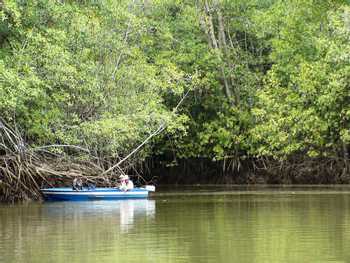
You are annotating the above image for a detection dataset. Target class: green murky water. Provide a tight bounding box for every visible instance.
[1,186,350,263]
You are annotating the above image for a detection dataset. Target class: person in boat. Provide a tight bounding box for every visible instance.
[72,177,83,191]
[118,175,134,192]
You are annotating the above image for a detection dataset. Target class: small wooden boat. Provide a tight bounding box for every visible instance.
[41,186,155,201]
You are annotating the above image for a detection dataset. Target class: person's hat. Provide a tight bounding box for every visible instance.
[119,175,129,180]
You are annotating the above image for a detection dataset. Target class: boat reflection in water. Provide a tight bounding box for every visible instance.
[42,199,155,232]
[119,199,155,232]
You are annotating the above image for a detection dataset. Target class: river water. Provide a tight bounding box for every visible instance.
[1,186,350,263]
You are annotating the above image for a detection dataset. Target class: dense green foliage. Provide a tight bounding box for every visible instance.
[251,0,350,159]
[0,0,185,159]
[1,0,349,175]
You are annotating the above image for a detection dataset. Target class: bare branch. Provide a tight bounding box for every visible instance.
[101,90,190,175]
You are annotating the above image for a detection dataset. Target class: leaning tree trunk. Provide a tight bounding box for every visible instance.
[201,0,234,105]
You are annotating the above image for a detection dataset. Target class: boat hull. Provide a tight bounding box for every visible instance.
[41,187,149,201]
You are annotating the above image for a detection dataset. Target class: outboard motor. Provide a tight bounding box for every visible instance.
[145,185,156,192]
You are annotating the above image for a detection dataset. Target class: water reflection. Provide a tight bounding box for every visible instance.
[0,200,156,263]
[118,200,155,232]
[42,200,155,232]
[1,191,350,263]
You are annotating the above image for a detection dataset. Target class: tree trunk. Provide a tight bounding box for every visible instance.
[343,142,349,174]
[216,3,239,106]
[202,0,234,104]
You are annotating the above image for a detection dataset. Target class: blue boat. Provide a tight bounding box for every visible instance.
[41,186,155,201]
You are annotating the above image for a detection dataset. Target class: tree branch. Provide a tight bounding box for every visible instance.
[101,90,190,175]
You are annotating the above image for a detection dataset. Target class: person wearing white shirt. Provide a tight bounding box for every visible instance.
[119,175,134,192]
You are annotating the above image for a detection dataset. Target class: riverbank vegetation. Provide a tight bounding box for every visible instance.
[0,0,349,200]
